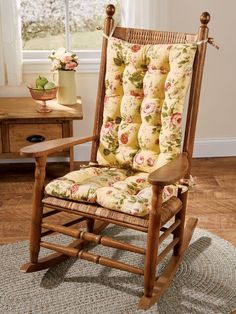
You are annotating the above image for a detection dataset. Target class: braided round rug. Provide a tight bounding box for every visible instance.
[0,226,236,314]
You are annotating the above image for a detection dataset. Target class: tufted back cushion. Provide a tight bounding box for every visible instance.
[97,37,197,172]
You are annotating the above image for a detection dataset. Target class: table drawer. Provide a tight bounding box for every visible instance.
[9,123,62,152]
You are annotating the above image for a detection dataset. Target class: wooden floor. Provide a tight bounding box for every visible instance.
[0,157,235,246]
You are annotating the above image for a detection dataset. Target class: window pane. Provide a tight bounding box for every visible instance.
[21,0,66,50]
[21,0,120,51]
[70,0,121,50]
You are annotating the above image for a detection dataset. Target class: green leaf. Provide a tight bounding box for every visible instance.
[144,56,150,65]
[130,72,144,82]
[163,103,168,111]
[106,116,113,122]
[135,82,143,89]
[175,52,181,59]
[103,149,111,156]
[117,51,123,60]
[178,60,187,65]
[162,112,168,118]
[115,116,122,124]
[140,63,147,69]
[114,58,123,66]
[145,115,152,122]
[114,43,122,50]
[129,152,136,158]
[105,79,109,88]
[128,184,135,191]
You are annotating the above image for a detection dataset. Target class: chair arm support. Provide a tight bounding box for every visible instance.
[20,135,97,157]
[148,153,189,187]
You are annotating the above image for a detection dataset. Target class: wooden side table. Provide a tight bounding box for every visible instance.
[0,97,83,170]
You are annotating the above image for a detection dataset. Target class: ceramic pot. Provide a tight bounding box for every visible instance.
[57,70,77,105]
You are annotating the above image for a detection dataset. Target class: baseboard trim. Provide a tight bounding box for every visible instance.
[0,138,235,164]
[193,137,236,157]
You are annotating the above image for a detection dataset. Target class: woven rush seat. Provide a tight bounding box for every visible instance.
[43,195,182,230]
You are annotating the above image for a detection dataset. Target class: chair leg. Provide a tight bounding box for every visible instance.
[144,185,162,297]
[139,218,198,310]
[29,156,47,263]
[86,218,95,232]
[173,189,188,256]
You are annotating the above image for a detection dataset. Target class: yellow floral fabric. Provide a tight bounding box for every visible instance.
[97,38,197,172]
[45,166,178,216]
[96,173,178,216]
[45,167,130,203]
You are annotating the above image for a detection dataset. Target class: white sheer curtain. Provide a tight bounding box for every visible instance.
[121,0,167,30]
[0,0,22,86]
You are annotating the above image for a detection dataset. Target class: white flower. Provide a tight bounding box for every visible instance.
[49,47,78,71]
[54,47,66,59]
[52,59,61,71]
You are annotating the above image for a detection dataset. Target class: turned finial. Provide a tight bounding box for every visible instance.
[106,4,115,17]
[200,12,210,25]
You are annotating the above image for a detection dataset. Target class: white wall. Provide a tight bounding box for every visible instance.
[0,0,235,160]
[165,0,236,156]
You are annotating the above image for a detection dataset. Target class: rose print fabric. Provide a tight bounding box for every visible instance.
[96,173,178,216]
[45,166,179,216]
[45,167,130,203]
[97,185,178,217]
[97,37,197,171]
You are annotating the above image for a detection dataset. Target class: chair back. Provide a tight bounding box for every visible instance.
[91,4,210,175]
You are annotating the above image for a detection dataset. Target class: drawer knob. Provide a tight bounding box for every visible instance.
[26,135,45,143]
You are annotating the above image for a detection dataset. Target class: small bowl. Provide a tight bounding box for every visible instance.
[28,86,58,101]
[28,86,58,113]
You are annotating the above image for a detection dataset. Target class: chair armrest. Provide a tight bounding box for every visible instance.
[20,135,97,157]
[148,153,189,187]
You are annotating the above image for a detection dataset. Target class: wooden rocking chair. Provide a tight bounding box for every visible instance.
[20,5,211,310]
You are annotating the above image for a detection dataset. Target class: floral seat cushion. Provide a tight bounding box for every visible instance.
[45,166,179,217]
[45,167,130,203]
[96,173,179,216]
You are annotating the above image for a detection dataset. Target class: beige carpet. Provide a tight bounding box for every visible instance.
[0,226,236,314]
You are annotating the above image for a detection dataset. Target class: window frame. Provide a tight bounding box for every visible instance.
[23,50,101,74]
[21,0,110,74]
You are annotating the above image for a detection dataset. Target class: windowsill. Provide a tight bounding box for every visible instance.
[23,58,100,74]
[22,50,101,74]
[0,51,101,95]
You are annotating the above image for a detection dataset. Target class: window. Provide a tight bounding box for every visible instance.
[21,0,120,59]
